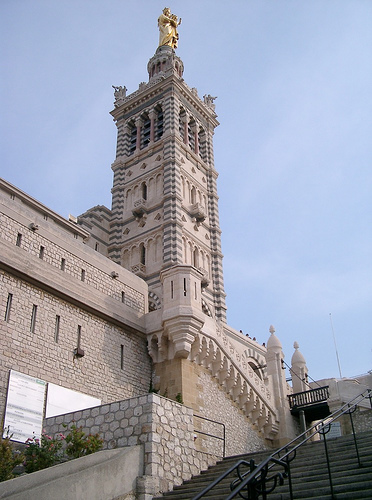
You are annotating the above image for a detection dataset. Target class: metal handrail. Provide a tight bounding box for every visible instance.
[192,388,372,500]
[194,414,226,458]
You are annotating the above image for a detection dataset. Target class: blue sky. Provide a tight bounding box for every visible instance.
[1,1,371,382]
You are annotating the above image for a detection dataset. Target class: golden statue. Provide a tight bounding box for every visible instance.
[158,7,181,49]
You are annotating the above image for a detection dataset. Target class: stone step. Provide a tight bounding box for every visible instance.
[153,431,372,500]
[197,453,370,481]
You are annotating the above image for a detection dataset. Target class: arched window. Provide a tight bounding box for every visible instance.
[141,113,151,149]
[155,105,163,141]
[191,186,196,205]
[193,247,199,268]
[140,243,146,265]
[141,182,147,200]
[198,127,207,161]
[188,118,195,151]
[128,121,136,155]
[179,108,186,141]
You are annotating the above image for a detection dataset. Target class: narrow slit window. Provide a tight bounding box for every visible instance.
[194,282,197,300]
[171,280,174,299]
[121,291,125,303]
[140,244,146,265]
[16,233,22,247]
[121,344,124,370]
[54,315,60,342]
[183,278,187,296]
[4,293,13,322]
[39,246,45,259]
[60,258,66,271]
[95,242,99,251]
[77,325,82,348]
[30,305,37,333]
[81,269,85,282]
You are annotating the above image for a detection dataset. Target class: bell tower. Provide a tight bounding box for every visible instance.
[108,13,227,322]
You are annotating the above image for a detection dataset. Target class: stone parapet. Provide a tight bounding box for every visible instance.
[44,394,219,496]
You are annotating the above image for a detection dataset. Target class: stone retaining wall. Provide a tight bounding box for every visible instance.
[44,393,219,496]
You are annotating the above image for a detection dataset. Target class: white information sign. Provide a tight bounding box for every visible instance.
[3,370,46,443]
[320,421,342,440]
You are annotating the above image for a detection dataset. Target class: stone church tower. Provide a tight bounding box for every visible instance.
[77,13,296,446]
[107,44,226,323]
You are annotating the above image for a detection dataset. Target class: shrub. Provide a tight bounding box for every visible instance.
[24,432,64,473]
[63,424,103,459]
[0,429,24,482]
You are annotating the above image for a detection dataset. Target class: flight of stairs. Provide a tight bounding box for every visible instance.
[153,430,372,499]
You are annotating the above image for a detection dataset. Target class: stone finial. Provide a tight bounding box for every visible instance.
[266,325,282,352]
[291,342,306,366]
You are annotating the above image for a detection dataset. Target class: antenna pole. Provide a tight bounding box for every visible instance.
[329,313,342,378]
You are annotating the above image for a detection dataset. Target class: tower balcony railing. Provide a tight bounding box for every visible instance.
[190,203,206,222]
[132,198,147,218]
[131,263,146,276]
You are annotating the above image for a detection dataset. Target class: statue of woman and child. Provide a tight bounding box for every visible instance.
[158,7,181,49]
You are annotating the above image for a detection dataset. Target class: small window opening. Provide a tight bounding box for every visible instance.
[171,280,174,299]
[54,315,60,342]
[81,269,85,282]
[183,278,187,296]
[121,291,125,303]
[141,115,151,149]
[30,305,37,333]
[140,244,146,265]
[141,182,147,200]
[194,282,197,300]
[155,107,163,141]
[95,242,99,251]
[121,344,124,370]
[77,325,82,348]
[129,122,137,154]
[16,233,22,247]
[4,293,13,322]
[39,246,44,259]
[60,258,66,271]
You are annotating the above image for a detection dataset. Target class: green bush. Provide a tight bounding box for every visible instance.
[24,432,64,473]
[0,429,24,482]
[3,423,103,479]
[63,423,103,459]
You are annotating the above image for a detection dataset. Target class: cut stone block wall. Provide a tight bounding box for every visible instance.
[196,367,267,456]
[0,270,151,417]
[44,394,220,495]
[0,211,145,313]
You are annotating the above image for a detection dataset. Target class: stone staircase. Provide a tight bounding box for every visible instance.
[153,430,372,499]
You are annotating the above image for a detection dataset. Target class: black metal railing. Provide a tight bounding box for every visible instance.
[194,414,226,458]
[192,389,372,500]
[288,385,329,409]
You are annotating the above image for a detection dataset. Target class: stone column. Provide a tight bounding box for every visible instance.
[194,123,199,155]
[149,108,156,144]
[135,116,142,151]
[183,112,189,146]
